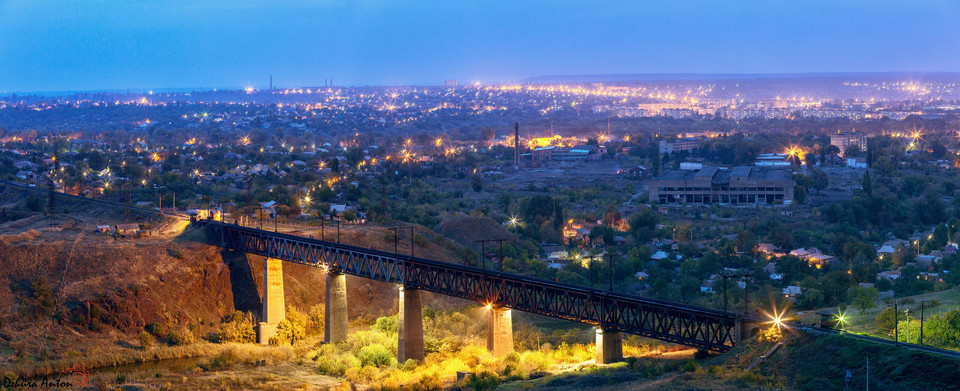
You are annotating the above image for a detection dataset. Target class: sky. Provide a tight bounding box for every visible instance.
[1,0,959,92]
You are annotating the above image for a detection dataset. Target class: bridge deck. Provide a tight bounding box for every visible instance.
[210,221,751,352]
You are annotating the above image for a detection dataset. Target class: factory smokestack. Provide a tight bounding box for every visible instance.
[514,122,520,169]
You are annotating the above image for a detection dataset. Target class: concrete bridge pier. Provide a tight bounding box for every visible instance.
[325,272,349,343]
[736,320,764,342]
[595,328,623,364]
[258,257,286,344]
[398,286,425,362]
[487,306,513,356]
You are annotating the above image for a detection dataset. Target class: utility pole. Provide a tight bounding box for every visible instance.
[590,255,597,290]
[605,253,614,290]
[390,226,414,255]
[894,300,899,347]
[476,239,505,271]
[920,300,925,345]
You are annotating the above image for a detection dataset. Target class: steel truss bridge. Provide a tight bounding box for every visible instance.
[209,222,755,352]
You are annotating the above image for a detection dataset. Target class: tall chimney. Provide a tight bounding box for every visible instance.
[514,122,520,169]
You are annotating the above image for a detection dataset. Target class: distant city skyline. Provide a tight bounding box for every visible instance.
[1,1,959,92]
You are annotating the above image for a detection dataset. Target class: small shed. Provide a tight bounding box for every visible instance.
[114,223,140,235]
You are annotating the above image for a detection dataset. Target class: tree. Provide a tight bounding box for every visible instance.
[328,158,340,173]
[820,144,840,164]
[794,185,807,204]
[602,205,621,226]
[521,195,555,225]
[797,287,824,309]
[629,207,657,243]
[553,200,563,230]
[651,148,661,177]
[674,222,693,242]
[589,225,615,246]
[471,175,483,192]
[734,230,755,253]
[844,145,861,158]
[848,286,879,314]
[342,209,357,222]
[482,126,496,141]
[810,168,828,194]
[862,170,872,196]
[875,307,906,331]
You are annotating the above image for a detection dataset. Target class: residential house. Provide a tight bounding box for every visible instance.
[650,251,669,261]
[782,285,802,299]
[114,223,140,235]
[877,270,901,281]
[756,243,780,258]
[701,277,718,294]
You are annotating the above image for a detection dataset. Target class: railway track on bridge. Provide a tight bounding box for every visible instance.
[206,220,761,352]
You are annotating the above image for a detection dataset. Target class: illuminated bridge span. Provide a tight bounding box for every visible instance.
[208,222,763,362]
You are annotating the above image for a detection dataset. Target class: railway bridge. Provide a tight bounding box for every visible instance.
[205,221,766,363]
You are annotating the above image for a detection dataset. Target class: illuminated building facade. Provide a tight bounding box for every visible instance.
[829,132,867,154]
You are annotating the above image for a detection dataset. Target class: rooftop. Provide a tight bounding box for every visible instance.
[656,166,792,184]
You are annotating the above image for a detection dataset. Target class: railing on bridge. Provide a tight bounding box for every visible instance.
[211,221,747,352]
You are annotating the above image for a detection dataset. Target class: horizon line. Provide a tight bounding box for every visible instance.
[5,71,960,97]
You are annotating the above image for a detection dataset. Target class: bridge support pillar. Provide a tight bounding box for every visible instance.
[595,328,623,364]
[737,320,763,342]
[398,286,425,362]
[325,272,349,343]
[258,257,285,344]
[487,307,513,356]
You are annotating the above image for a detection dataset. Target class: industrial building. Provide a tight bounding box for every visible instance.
[649,166,794,205]
[830,131,867,154]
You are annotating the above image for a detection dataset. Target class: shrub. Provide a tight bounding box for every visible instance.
[306,305,325,336]
[400,359,419,371]
[167,328,195,346]
[682,360,699,372]
[372,316,399,335]
[313,347,360,376]
[413,233,429,247]
[875,307,907,331]
[146,323,168,339]
[218,311,256,343]
[467,371,500,391]
[138,331,153,349]
[270,319,304,346]
[357,343,395,367]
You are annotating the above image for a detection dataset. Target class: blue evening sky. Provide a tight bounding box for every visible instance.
[1,0,958,92]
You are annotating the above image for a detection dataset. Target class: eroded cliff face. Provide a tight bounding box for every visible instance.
[0,232,236,361]
[0,223,472,364]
